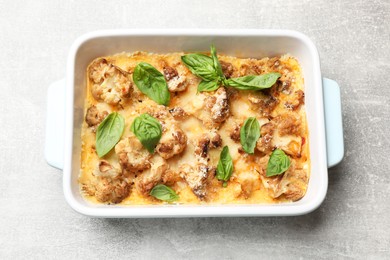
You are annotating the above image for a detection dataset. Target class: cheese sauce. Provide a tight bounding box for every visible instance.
[80,51,310,205]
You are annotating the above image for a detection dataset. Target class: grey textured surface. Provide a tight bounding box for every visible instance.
[0,0,389,259]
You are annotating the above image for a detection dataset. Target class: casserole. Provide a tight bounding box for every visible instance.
[81,51,310,205]
[45,29,344,217]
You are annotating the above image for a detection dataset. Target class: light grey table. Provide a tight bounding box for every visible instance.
[1,0,389,259]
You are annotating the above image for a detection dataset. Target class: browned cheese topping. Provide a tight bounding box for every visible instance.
[79,51,310,205]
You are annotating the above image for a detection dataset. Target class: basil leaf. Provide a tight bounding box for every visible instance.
[240,117,260,154]
[181,53,219,81]
[266,149,291,177]
[198,79,220,92]
[216,146,234,187]
[225,72,281,90]
[130,113,162,153]
[133,62,170,106]
[150,184,179,202]
[210,45,224,78]
[96,112,125,158]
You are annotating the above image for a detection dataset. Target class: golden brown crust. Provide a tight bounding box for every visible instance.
[80,52,310,205]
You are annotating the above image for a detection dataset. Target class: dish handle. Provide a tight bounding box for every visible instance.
[323,78,344,168]
[45,79,66,170]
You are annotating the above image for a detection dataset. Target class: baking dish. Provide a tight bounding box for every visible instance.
[45,29,344,217]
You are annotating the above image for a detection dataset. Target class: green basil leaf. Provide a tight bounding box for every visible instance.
[150,184,179,202]
[266,149,291,177]
[181,53,219,81]
[96,112,125,158]
[210,45,224,78]
[240,117,261,154]
[225,72,281,90]
[216,146,234,187]
[198,79,220,92]
[130,113,162,153]
[133,62,170,106]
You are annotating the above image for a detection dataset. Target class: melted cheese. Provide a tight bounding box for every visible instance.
[79,51,310,205]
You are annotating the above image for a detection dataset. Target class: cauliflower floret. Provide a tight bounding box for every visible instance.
[168,107,187,120]
[178,131,221,199]
[161,169,181,186]
[85,105,109,132]
[163,65,188,92]
[134,102,188,160]
[273,162,307,201]
[86,177,130,204]
[89,58,133,105]
[156,124,187,159]
[135,157,182,196]
[229,123,241,143]
[248,92,279,117]
[207,87,230,127]
[284,90,305,110]
[82,160,130,204]
[167,76,187,92]
[220,60,234,79]
[136,159,169,195]
[194,87,229,129]
[143,106,187,160]
[258,158,307,202]
[115,136,152,173]
[256,122,275,154]
[277,114,302,136]
[157,86,229,129]
[194,132,222,159]
[162,64,189,92]
[93,160,121,178]
[179,163,215,199]
[256,117,302,157]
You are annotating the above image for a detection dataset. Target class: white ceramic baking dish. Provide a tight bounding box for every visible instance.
[45,29,344,217]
